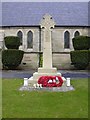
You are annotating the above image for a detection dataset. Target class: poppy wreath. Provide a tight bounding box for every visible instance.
[38,76,63,87]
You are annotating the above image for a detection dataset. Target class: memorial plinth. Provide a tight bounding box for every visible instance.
[28,14,61,84]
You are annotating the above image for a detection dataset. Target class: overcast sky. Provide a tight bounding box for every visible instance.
[1,0,90,2]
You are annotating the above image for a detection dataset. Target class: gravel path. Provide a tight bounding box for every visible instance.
[0,69,90,79]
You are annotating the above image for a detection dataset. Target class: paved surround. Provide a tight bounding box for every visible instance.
[19,86,75,92]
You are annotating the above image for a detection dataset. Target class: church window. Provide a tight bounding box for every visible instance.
[27,31,33,49]
[74,31,80,37]
[64,31,70,49]
[17,31,23,45]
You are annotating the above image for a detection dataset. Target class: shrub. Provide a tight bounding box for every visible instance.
[89,50,90,62]
[70,50,89,69]
[72,36,90,50]
[2,49,24,69]
[39,53,43,67]
[4,36,21,49]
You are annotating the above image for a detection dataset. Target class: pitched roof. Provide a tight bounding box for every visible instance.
[2,2,88,27]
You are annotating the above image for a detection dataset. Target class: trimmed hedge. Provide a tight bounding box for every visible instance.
[2,49,24,69]
[72,36,90,50]
[70,50,90,69]
[4,36,21,49]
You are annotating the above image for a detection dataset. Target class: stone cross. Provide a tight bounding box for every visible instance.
[40,14,55,68]
[30,14,61,82]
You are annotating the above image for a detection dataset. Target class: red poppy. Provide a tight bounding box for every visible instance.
[38,76,63,87]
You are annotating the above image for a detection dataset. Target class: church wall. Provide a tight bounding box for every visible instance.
[2,27,40,52]
[0,27,40,69]
[1,26,89,52]
[51,27,89,69]
[51,27,89,52]
[0,26,89,69]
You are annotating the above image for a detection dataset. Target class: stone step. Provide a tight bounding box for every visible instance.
[38,67,57,73]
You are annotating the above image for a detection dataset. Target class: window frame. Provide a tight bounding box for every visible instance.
[27,30,33,49]
[64,31,70,49]
[74,31,80,38]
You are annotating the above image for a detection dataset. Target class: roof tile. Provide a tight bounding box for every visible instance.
[2,2,88,26]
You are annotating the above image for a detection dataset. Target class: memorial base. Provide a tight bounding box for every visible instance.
[28,67,62,86]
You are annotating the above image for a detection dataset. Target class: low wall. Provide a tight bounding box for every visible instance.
[20,53,39,70]
[52,53,72,69]
[20,52,72,70]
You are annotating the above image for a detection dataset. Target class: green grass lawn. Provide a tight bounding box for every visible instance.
[2,78,88,118]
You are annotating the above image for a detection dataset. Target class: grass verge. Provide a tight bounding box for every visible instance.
[2,78,88,118]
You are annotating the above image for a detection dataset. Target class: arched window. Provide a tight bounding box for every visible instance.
[64,31,70,49]
[27,31,33,48]
[17,31,23,45]
[74,31,80,38]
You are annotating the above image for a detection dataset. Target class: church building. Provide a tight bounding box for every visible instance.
[0,2,89,69]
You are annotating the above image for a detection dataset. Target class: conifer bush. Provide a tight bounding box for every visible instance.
[70,50,89,69]
[2,50,24,69]
[2,36,24,69]
[39,53,43,67]
[70,36,90,69]
[72,36,90,50]
[4,36,20,49]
